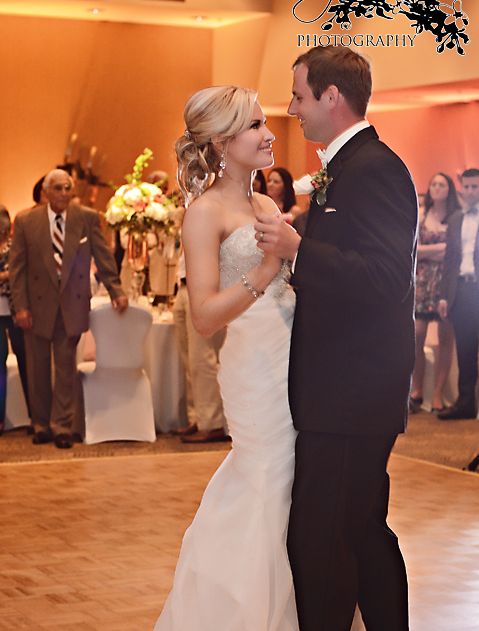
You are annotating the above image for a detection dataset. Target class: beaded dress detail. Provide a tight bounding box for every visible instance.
[219,224,291,302]
[154,223,298,631]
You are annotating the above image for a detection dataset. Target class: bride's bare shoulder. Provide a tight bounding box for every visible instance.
[253,192,280,216]
[182,192,224,239]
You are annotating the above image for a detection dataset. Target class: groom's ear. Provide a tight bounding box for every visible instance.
[323,85,340,109]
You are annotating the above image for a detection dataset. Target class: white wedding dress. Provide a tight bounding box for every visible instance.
[154,224,298,631]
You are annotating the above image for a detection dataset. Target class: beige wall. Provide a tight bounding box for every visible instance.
[2,3,479,215]
[0,15,213,213]
[368,101,479,196]
[212,16,270,89]
[259,0,479,106]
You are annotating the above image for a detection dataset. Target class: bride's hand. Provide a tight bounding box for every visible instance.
[255,212,301,261]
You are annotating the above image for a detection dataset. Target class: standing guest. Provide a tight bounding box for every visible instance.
[13,176,48,226]
[409,173,460,413]
[0,206,30,435]
[32,177,48,207]
[255,45,417,631]
[9,169,128,449]
[438,168,479,420]
[266,167,302,220]
[253,169,267,194]
[171,248,229,443]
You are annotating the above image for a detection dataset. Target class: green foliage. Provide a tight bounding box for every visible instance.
[125,148,154,185]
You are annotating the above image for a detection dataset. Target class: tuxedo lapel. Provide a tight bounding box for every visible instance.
[304,127,378,237]
[60,205,83,292]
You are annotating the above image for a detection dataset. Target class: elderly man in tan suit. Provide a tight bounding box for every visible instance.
[10,169,128,449]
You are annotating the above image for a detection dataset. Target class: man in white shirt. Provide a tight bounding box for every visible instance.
[438,168,479,420]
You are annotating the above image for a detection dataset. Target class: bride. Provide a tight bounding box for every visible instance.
[153,86,298,631]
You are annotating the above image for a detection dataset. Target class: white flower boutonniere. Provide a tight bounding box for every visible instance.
[292,148,333,207]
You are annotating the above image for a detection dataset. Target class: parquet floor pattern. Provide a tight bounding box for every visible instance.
[0,451,478,631]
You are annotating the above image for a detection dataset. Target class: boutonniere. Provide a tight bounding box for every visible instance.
[310,169,333,206]
[292,148,332,207]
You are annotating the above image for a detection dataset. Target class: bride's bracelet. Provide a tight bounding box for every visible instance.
[241,275,265,299]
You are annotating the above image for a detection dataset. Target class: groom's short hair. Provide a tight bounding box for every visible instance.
[293,45,372,118]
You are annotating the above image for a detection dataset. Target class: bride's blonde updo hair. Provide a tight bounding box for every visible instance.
[176,85,257,201]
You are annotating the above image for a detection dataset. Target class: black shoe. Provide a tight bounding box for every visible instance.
[71,432,83,444]
[437,405,477,420]
[54,433,73,449]
[408,396,423,414]
[33,431,54,445]
[181,428,231,443]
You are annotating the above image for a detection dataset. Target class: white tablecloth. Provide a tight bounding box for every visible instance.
[143,310,187,433]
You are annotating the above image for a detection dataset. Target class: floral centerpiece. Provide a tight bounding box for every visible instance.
[105,148,176,235]
[105,149,179,301]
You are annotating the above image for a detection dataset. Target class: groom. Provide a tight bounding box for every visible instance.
[255,45,417,631]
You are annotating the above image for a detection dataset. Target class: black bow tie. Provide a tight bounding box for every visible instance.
[466,206,478,215]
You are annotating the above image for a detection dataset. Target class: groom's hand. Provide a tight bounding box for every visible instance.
[254,212,301,261]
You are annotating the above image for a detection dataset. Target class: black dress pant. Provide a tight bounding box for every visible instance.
[287,431,408,631]
[0,315,30,424]
[448,278,479,410]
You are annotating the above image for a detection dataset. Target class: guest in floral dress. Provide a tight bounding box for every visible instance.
[410,173,461,413]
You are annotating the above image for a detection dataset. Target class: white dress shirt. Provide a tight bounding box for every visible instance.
[460,205,479,277]
[48,205,66,241]
[323,119,370,165]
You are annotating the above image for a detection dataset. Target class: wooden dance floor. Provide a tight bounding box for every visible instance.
[0,450,478,631]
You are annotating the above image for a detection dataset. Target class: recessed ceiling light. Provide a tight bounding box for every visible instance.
[89,8,104,14]
[195,16,206,21]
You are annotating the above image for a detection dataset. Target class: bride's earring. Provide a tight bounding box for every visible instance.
[218,153,226,178]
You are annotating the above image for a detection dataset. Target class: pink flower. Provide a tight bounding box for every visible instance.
[132,200,146,213]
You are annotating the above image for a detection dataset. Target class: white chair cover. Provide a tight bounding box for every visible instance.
[80,303,156,444]
[4,354,29,430]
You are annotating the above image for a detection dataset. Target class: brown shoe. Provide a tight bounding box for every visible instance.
[54,433,73,449]
[32,430,54,445]
[171,423,198,437]
[181,428,231,443]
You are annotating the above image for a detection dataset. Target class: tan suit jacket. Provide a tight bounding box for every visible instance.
[9,204,124,339]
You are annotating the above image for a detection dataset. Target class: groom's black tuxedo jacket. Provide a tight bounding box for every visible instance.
[289,126,418,436]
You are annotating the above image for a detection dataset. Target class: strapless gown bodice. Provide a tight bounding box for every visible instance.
[154,224,298,631]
